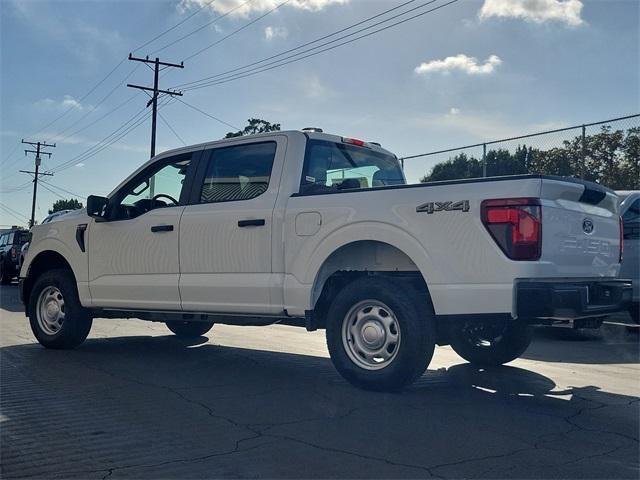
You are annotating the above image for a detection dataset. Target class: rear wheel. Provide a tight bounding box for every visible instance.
[326,276,435,392]
[28,269,92,349]
[166,321,214,338]
[450,317,532,366]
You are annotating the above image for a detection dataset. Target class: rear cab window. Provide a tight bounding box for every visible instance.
[300,140,404,195]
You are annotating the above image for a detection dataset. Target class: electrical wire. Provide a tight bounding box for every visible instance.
[174,97,240,130]
[179,0,458,91]
[158,110,187,146]
[175,0,417,89]
[183,0,292,62]
[40,179,88,200]
[149,0,258,56]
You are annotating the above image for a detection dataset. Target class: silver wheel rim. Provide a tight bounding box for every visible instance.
[36,286,66,336]
[341,300,401,370]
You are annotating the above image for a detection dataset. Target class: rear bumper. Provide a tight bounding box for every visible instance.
[516,278,632,320]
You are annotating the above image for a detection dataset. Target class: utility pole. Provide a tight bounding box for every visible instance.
[20,140,55,228]
[126,53,184,159]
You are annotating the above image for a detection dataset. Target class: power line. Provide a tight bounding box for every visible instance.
[40,179,87,200]
[0,204,29,225]
[184,0,291,62]
[37,181,68,201]
[131,0,218,54]
[174,97,240,130]
[157,110,187,146]
[175,0,417,89]
[20,140,56,227]
[179,0,458,91]
[149,0,258,56]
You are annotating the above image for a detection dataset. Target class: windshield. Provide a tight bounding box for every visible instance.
[301,140,404,194]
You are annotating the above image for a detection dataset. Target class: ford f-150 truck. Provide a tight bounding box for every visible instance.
[19,130,632,391]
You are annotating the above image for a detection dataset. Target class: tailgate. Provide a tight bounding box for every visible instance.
[540,178,621,277]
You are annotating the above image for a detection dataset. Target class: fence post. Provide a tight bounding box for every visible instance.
[581,124,586,162]
[482,143,487,177]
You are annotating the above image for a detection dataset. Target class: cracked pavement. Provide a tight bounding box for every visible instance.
[1,285,638,479]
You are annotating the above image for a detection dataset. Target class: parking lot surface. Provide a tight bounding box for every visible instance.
[1,284,638,479]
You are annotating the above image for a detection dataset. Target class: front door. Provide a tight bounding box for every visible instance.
[179,138,285,314]
[88,150,198,310]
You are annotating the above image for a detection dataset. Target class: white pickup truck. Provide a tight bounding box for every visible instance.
[20,130,632,391]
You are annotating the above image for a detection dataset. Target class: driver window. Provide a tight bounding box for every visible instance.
[112,152,193,220]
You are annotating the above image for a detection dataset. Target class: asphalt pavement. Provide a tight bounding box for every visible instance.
[1,283,638,479]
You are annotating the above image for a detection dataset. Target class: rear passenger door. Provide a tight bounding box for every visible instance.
[179,137,286,314]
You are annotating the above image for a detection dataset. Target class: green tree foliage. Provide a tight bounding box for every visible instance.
[421,126,639,190]
[48,198,83,214]
[225,118,281,138]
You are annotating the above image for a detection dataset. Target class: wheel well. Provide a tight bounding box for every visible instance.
[308,240,441,338]
[23,251,75,312]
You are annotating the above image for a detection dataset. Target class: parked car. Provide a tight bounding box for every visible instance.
[1,228,31,285]
[20,130,631,391]
[618,191,639,322]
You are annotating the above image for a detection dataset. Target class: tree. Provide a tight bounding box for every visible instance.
[421,125,639,190]
[49,198,83,214]
[225,118,281,138]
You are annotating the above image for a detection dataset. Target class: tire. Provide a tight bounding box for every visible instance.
[28,269,92,349]
[450,317,533,366]
[166,321,214,338]
[325,276,435,392]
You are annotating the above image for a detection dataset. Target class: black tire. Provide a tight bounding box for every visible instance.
[28,269,92,349]
[325,276,435,392]
[450,318,533,366]
[166,321,214,338]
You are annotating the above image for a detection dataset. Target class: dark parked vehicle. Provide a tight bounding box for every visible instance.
[1,229,31,285]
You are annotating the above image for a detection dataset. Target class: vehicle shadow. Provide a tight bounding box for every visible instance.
[521,326,640,364]
[0,284,23,313]
[1,335,638,479]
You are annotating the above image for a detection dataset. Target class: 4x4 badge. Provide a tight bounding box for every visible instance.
[416,200,470,214]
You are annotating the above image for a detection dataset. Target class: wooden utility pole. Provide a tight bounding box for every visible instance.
[20,140,55,228]
[126,54,184,159]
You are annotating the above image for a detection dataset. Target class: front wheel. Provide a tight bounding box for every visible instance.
[326,277,435,392]
[28,269,92,349]
[166,321,214,338]
[450,318,533,366]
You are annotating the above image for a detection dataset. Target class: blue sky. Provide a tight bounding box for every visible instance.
[1,0,638,227]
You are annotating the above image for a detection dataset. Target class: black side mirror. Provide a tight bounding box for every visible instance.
[87,195,109,222]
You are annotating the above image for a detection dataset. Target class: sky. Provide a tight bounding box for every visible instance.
[1,0,638,227]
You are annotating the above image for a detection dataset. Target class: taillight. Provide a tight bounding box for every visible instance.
[341,137,367,147]
[10,247,16,259]
[481,198,542,261]
[619,216,624,263]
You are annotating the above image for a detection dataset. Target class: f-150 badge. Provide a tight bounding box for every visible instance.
[416,200,470,214]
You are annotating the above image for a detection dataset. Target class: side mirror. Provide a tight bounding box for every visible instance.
[86,195,109,222]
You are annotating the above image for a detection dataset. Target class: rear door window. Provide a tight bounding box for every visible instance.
[198,142,276,204]
[623,199,640,240]
[301,140,404,194]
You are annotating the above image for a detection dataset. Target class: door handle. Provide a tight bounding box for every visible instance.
[151,225,174,233]
[238,219,265,227]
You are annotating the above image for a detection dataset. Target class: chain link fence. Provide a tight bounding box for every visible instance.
[401,114,640,190]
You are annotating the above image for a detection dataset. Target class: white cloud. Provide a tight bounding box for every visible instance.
[415,54,502,76]
[264,26,288,40]
[75,163,85,168]
[35,96,85,112]
[179,0,347,17]
[479,0,584,27]
[449,107,460,115]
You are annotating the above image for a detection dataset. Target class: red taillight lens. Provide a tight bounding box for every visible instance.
[10,247,16,259]
[341,137,366,147]
[481,198,542,261]
[619,216,624,263]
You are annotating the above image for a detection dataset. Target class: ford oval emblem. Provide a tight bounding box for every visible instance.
[582,218,594,234]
